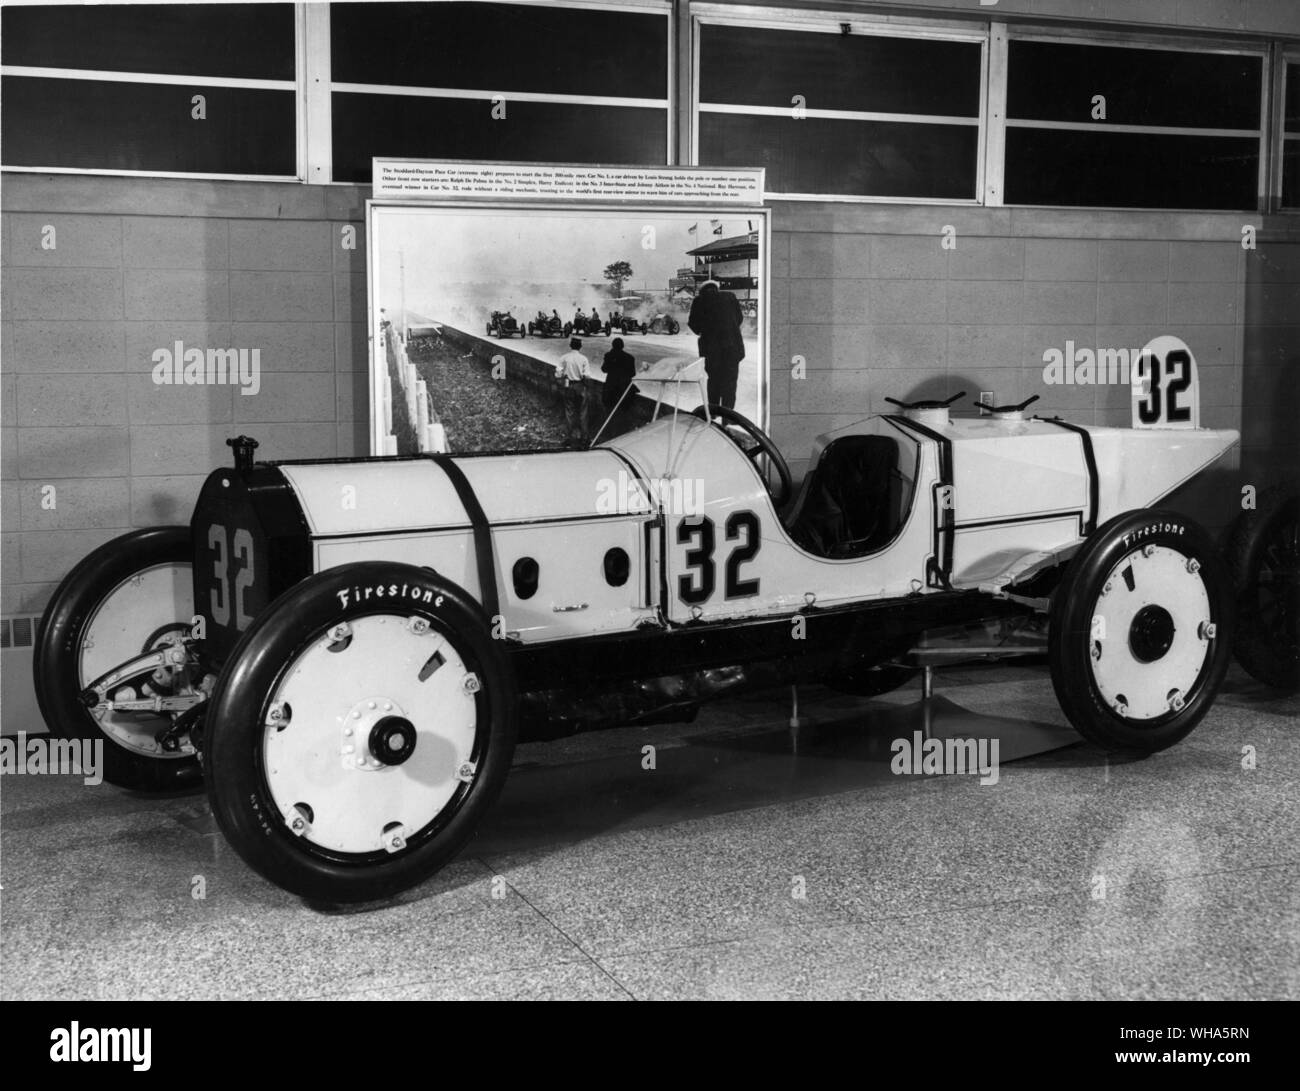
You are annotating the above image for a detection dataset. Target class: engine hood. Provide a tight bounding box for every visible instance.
[277,449,635,535]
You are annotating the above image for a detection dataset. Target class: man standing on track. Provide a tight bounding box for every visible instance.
[555,337,591,448]
[687,280,745,411]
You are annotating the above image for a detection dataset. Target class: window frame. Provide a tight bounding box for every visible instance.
[690,4,990,205]
[320,0,674,184]
[0,2,306,182]
[1276,47,1300,210]
[1001,24,1271,214]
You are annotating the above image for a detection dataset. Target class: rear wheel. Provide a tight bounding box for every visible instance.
[1049,509,1232,753]
[205,561,517,903]
[1225,483,1299,691]
[34,527,203,790]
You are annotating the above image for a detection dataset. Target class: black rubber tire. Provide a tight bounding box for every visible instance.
[1225,482,1299,691]
[1048,509,1233,753]
[33,526,203,791]
[204,561,517,903]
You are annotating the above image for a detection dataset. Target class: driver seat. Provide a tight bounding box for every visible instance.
[786,436,900,559]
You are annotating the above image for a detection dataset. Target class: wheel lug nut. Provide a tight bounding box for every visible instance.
[1199,621,1217,640]
[463,673,481,695]
[1142,545,1156,558]
[1186,557,1201,574]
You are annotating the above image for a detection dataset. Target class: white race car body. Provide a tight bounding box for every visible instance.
[226,409,1236,651]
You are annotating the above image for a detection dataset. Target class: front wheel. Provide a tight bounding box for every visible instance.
[34,526,203,790]
[1049,509,1232,753]
[204,562,517,903]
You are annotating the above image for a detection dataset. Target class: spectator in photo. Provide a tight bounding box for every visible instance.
[555,337,591,448]
[601,336,637,412]
[687,279,745,410]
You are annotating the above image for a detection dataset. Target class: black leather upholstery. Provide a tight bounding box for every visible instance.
[788,436,902,558]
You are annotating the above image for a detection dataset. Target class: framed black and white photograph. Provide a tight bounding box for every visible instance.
[367,201,769,454]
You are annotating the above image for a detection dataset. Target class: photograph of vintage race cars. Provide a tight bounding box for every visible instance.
[368,204,768,454]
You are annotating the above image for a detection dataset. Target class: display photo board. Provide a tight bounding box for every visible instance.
[367,163,769,456]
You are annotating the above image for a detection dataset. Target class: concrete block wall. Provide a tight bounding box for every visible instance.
[1242,238,1300,495]
[766,204,1300,533]
[0,174,372,616]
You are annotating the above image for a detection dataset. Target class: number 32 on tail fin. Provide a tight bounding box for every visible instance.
[1132,334,1200,429]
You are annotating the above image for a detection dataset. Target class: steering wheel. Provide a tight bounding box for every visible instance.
[692,404,793,508]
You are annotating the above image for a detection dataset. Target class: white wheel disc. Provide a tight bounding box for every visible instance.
[263,615,480,855]
[78,561,194,758]
[1089,545,1213,721]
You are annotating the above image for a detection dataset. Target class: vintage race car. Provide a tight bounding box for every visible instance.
[528,313,566,338]
[646,312,680,335]
[570,312,606,337]
[486,310,525,338]
[605,312,647,335]
[35,338,1239,903]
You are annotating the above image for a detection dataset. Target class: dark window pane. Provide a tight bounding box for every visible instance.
[1008,41,1261,130]
[332,95,667,183]
[700,113,977,198]
[1286,63,1300,134]
[332,2,666,100]
[1,3,294,81]
[700,24,981,117]
[1005,127,1258,210]
[1,76,296,175]
[1284,143,1300,207]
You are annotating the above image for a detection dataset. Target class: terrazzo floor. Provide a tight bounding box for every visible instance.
[3,662,1296,1000]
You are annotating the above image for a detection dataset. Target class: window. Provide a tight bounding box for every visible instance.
[0,3,298,178]
[329,1,670,183]
[1004,37,1264,210]
[695,18,985,201]
[1283,60,1300,208]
